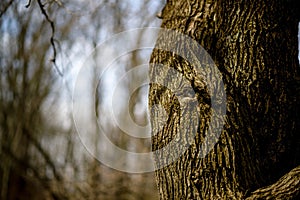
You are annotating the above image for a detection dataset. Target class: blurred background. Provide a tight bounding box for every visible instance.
[0,0,163,199]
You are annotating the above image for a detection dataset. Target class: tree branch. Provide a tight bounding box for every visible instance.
[35,0,63,76]
[2,145,65,200]
[245,165,300,200]
[25,0,32,8]
[0,0,15,18]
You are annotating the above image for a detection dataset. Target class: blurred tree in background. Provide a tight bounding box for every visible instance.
[0,0,162,199]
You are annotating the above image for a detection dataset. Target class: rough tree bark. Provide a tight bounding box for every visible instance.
[149,0,300,199]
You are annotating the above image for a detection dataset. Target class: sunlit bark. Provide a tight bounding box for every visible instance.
[149,0,300,199]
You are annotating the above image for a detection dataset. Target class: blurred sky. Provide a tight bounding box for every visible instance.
[53,0,163,135]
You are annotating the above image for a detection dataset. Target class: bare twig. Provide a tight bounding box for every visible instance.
[25,0,32,8]
[23,130,63,181]
[0,0,15,18]
[36,0,63,76]
[2,145,64,200]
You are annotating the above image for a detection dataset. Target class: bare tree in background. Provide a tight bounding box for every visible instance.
[0,1,70,199]
[1,0,162,199]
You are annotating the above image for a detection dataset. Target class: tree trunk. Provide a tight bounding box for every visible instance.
[149,0,300,199]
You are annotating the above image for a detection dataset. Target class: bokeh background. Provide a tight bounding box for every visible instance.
[0,0,163,199]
